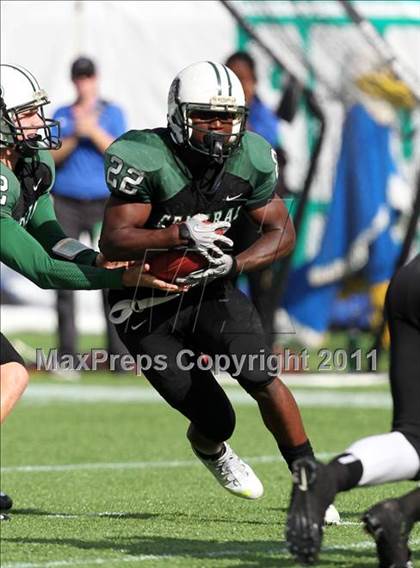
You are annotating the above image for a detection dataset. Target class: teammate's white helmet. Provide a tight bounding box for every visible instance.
[0,63,60,152]
[167,61,248,161]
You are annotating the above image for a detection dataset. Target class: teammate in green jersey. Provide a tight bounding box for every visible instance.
[100,61,338,522]
[0,63,182,519]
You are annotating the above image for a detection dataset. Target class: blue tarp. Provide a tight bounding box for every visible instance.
[283,103,401,338]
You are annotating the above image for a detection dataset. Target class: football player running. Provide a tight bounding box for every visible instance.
[100,61,339,523]
[286,254,420,567]
[0,63,183,520]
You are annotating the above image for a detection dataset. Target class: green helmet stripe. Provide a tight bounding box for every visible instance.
[221,64,232,96]
[207,61,222,95]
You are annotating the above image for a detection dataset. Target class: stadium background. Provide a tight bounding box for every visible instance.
[1,0,419,351]
[1,3,420,567]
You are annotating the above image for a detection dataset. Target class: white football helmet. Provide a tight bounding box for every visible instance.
[0,63,61,152]
[167,61,248,161]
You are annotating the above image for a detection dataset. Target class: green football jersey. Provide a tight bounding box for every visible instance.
[105,128,278,229]
[0,151,123,290]
[0,150,55,226]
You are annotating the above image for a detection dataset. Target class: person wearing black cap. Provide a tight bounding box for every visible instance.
[51,56,128,376]
[71,56,96,80]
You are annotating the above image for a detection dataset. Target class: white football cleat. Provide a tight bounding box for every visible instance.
[324,503,341,525]
[192,442,264,499]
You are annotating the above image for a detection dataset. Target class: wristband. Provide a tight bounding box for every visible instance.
[178,223,190,242]
[52,238,93,260]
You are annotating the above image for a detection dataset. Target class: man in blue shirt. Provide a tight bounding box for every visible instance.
[52,57,127,371]
[225,51,287,349]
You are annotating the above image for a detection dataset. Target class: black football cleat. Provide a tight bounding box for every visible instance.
[0,492,13,511]
[285,458,337,565]
[363,499,413,568]
[0,513,11,521]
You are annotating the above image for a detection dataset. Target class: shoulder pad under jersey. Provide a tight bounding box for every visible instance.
[106,129,167,173]
[241,131,276,175]
[0,162,20,216]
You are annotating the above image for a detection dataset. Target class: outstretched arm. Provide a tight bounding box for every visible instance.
[0,215,124,290]
[1,215,183,292]
[27,193,98,266]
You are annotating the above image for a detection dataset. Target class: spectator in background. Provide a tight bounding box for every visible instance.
[52,57,127,373]
[226,51,280,149]
[225,51,287,349]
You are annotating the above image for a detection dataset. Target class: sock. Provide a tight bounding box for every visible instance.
[345,431,420,486]
[194,444,226,461]
[278,439,315,471]
[398,488,420,525]
[327,453,363,492]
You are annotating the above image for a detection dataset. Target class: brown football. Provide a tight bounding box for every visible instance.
[149,250,208,282]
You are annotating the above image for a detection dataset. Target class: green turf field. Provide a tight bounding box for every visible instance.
[1,372,418,568]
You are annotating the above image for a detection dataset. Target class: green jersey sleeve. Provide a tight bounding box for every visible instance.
[246,168,277,210]
[27,193,98,266]
[0,215,124,290]
[0,162,21,217]
[241,132,278,210]
[104,130,166,203]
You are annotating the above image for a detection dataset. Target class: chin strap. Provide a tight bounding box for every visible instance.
[16,141,38,158]
[203,132,225,164]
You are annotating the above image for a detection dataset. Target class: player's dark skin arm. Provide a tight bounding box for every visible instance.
[99,197,187,261]
[235,195,295,273]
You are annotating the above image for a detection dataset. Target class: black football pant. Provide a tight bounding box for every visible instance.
[386,254,420,457]
[0,333,24,366]
[109,282,275,443]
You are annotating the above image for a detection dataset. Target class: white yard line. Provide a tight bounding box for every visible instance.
[218,372,388,388]
[44,512,137,519]
[3,539,420,568]
[1,452,335,474]
[22,383,392,408]
[41,514,360,526]
[1,557,172,568]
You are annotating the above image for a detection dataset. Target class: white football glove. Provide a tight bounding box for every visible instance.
[176,254,237,286]
[178,214,233,264]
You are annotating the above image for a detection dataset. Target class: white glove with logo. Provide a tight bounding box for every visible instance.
[176,254,237,286]
[178,214,233,264]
